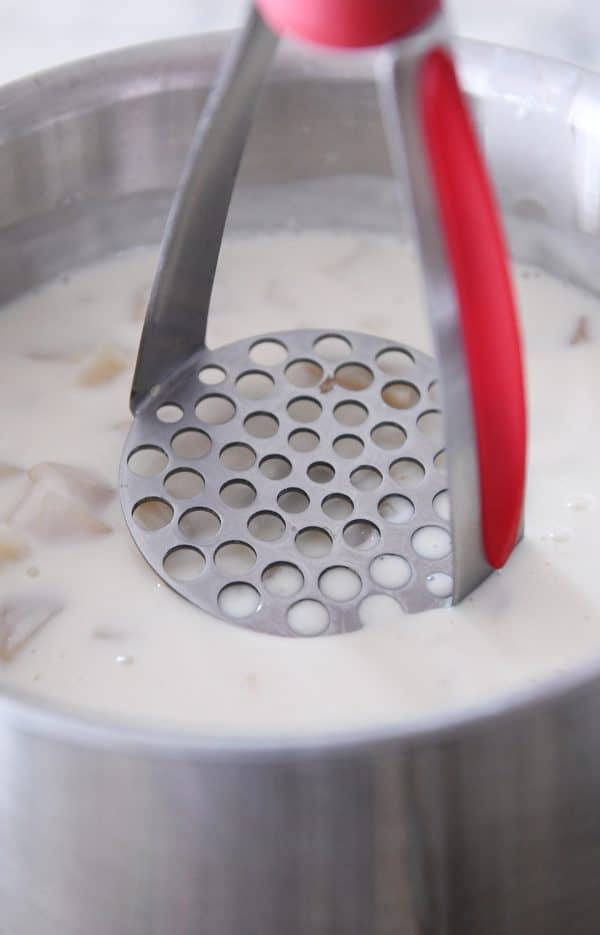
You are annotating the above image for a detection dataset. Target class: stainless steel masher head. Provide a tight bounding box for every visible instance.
[119,1,527,637]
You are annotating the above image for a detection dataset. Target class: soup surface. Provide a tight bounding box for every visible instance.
[0,232,598,736]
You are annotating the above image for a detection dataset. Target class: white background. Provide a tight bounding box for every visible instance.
[1,0,599,85]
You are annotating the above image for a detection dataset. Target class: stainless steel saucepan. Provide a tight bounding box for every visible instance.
[1,32,600,935]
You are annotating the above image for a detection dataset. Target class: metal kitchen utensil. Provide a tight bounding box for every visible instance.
[120,1,527,636]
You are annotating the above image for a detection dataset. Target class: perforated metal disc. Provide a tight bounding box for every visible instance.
[119,329,452,636]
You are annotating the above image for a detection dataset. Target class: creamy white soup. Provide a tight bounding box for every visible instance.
[0,232,598,736]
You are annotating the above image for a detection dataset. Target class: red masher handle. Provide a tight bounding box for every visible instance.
[255,0,440,48]
[419,48,526,567]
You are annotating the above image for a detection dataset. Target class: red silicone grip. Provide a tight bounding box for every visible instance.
[255,0,440,48]
[419,48,526,568]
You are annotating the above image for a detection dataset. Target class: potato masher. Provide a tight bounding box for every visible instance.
[119,0,527,637]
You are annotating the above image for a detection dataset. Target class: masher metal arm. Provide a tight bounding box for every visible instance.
[256,0,526,595]
[377,17,526,596]
[130,9,277,413]
[376,14,489,601]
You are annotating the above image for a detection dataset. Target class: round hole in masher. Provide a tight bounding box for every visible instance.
[332,434,364,459]
[369,554,411,589]
[128,446,168,477]
[334,362,373,391]
[235,370,275,400]
[287,396,322,423]
[377,495,415,525]
[262,562,304,598]
[259,454,292,480]
[288,429,320,453]
[433,490,451,521]
[285,359,324,388]
[164,469,204,500]
[132,498,174,532]
[295,526,333,558]
[219,442,256,471]
[249,338,287,366]
[333,400,368,427]
[319,566,362,601]
[195,394,236,425]
[321,494,354,521]
[389,458,425,487]
[156,403,183,424]
[163,546,205,581]
[247,511,286,542]
[278,488,310,514]
[214,541,257,575]
[370,422,406,450]
[381,381,420,410]
[417,410,444,444]
[198,365,226,385]
[307,461,335,484]
[412,526,451,560]
[376,347,414,376]
[426,572,453,598]
[244,412,279,439]
[171,429,212,459]
[350,465,383,492]
[312,334,352,362]
[343,519,380,551]
[219,480,257,509]
[287,599,330,636]
[218,582,261,618]
[179,507,221,542]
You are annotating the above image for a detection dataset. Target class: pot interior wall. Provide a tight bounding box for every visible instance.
[1,37,600,310]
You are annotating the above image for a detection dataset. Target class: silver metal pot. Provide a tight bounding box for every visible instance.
[1,32,600,935]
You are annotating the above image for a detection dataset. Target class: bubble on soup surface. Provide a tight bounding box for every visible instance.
[78,344,129,386]
[567,494,596,512]
[0,593,63,661]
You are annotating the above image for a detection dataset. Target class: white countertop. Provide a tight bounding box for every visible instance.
[1,0,599,86]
